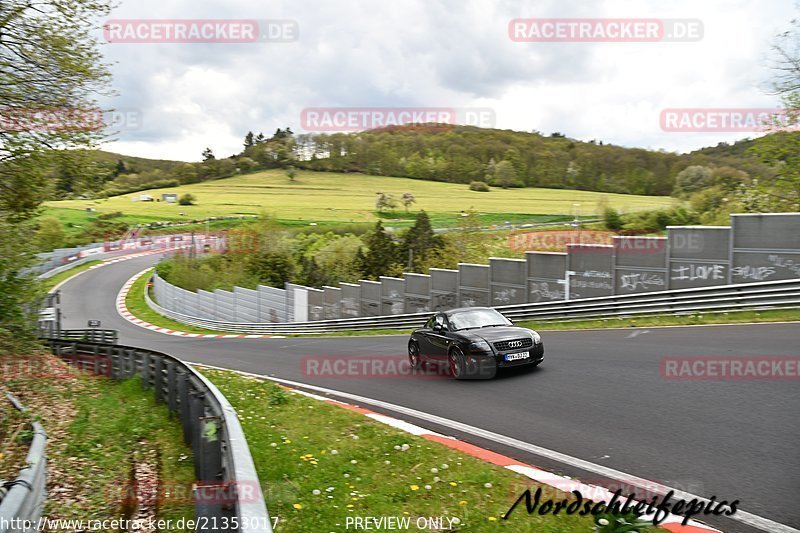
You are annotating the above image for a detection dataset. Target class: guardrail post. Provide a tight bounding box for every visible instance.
[178,373,192,444]
[197,417,223,482]
[167,361,178,414]
[104,345,114,377]
[92,345,100,375]
[189,391,206,471]
[141,351,151,389]
[154,356,164,403]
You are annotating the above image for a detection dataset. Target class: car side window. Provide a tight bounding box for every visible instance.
[425,315,436,329]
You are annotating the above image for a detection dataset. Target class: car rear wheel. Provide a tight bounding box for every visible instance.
[408,342,422,369]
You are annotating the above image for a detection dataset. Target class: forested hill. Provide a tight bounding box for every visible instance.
[50,124,787,199]
[286,125,775,196]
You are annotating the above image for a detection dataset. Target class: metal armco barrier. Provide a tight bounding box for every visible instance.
[0,394,47,533]
[45,340,272,533]
[144,277,800,334]
[57,329,119,344]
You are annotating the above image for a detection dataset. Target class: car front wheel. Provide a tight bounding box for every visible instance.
[408,342,422,369]
[448,347,467,379]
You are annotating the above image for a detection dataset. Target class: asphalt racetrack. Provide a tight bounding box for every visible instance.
[57,254,800,533]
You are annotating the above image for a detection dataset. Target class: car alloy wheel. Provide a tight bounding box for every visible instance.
[449,347,466,379]
[408,342,421,369]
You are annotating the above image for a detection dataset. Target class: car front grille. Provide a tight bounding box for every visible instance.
[493,337,533,352]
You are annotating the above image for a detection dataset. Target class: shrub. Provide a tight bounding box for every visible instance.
[469,181,490,192]
[178,193,196,206]
[603,207,622,230]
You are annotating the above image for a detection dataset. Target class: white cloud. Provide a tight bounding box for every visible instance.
[96,0,798,160]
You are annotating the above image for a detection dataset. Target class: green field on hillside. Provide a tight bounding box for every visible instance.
[45,170,678,229]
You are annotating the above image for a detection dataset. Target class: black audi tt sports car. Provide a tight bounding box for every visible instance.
[408,307,544,380]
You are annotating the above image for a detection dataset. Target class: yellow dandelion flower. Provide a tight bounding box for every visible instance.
[292,503,302,509]
[410,485,419,491]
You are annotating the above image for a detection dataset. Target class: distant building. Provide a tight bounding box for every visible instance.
[162,193,178,203]
[139,194,154,202]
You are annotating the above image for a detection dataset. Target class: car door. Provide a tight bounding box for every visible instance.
[428,313,451,363]
[415,315,437,360]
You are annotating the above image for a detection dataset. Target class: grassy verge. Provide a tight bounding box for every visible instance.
[201,367,663,532]
[1,351,194,528]
[125,269,238,335]
[41,260,104,292]
[516,307,800,331]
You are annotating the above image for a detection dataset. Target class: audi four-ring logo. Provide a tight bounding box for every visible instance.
[508,340,523,348]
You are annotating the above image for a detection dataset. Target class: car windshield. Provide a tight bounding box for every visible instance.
[448,309,511,330]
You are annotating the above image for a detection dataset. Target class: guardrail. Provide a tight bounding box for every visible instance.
[45,339,272,532]
[56,329,119,344]
[144,276,800,334]
[0,394,47,533]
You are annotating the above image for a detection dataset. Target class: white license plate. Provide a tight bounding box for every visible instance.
[505,352,529,361]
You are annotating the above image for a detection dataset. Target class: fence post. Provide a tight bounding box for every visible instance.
[141,351,151,389]
[197,417,223,481]
[189,391,206,474]
[178,373,192,444]
[154,357,164,403]
[167,361,178,414]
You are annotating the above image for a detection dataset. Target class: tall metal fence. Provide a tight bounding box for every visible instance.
[148,213,800,324]
[42,340,272,532]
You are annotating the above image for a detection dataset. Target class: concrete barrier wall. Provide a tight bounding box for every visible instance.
[458,263,490,307]
[360,280,381,317]
[150,214,800,323]
[731,213,800,284]
[340,283,361,318]
[526,252,567,302]
[614,236,668,294]
[489,258,527,305]
[307,288,324,321]
[567,244,614,299]
[430,268,458,311]
[668,226,731,290]
[380,276,406,315]
[323,286,342,320]
[404,273,431,313]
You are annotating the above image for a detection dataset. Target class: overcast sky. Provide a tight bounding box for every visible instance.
[96,0,796,162]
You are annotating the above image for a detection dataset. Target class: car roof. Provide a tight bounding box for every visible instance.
[442,307,495,315]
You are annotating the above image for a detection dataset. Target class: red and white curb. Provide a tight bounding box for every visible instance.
[193,364,723,533]
[117,268,283,339]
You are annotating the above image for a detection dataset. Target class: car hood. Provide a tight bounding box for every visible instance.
[460,326,531,343]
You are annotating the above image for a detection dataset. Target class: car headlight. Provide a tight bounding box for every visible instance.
[467,340,492,353]
[531,332,541,344]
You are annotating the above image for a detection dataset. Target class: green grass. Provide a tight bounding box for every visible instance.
[516,308,800,331]
[1,353,194,528]
[201,367,652,532]
[57,379,195,526]
[125,269,234,335]
[45,169,678,230]
[41,260,104,292]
